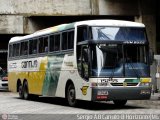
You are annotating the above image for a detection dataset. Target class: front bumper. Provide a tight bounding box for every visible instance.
[0,80,8,90]
[92,87,151,101]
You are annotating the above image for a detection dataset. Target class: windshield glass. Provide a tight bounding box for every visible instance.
[90,44,149,77]
[123,45,149,77]
[92,27,146,41]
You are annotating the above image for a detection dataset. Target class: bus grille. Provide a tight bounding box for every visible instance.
[2,84,8,87]
[110,83,138,86]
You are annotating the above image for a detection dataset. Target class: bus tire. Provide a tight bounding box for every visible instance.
[23,81,30,100]
[67,83,77,107]
[18,84,24,99]
[113,100,127,107]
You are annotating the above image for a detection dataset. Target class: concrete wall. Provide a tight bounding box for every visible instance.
[0,0,92,34]
[0,0,157,53]
[139,0,156,52]
[99,0,139,15]
[0,15,23,34]
[0,0,91,15]
[23,17,41,34]
[142,15,156,52]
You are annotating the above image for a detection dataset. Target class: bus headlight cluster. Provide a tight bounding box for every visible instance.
[140,90,151,94]
[139,78,151,86]
[139,82,150,86]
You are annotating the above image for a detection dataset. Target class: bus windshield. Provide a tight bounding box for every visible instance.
[91,27,146,41]
[90,44,149,77]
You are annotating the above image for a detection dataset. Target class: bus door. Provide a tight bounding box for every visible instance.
[81,46,89,80]
[78,45,91,99]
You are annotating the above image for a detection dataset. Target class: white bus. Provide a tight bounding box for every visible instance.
[8,20,152,106]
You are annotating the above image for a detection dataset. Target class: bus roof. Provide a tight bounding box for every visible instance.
[9,23,75,43]
[75,19,145,27]
[9,20,145,43]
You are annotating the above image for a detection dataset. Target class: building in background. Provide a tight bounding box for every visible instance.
[0,0,159,90]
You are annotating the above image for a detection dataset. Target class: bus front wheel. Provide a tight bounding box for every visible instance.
[67,84,77,107]
[113,100,127,107]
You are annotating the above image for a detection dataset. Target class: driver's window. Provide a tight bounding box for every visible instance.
[77,26,88,43]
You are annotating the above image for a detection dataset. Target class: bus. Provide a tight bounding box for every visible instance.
[8,20,153,107]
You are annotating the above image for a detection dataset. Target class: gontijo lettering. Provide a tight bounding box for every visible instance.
[21,60,38,68]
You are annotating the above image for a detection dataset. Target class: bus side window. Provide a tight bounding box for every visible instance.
[62,32,68,50]
[20,41,28,56]
[9,45,13,57]
[15,43,20,56]
[68,31,74,49]
[62,30,74,50]
[38,38,43,53]
[44,37,48,52]
[49,35,54,52]
[54,34,60,51]
[13,44,16,57]
[39,37,48,53]
[29,39,37,54]
[49,34,60,52]
[77,26,88,43]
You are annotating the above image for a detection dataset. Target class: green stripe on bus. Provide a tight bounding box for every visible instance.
[42,55,64,96]
[57,23,75,31]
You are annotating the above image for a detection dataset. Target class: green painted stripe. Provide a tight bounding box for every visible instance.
[57,22,75,31]
[42,55,64,96]
[124,79,140,83]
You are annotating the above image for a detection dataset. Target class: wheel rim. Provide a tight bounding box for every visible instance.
[23,85,28,99]
[19,85,23,97]
[69,89,75,103]
[68,85,76,106]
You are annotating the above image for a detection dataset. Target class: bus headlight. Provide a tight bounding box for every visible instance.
[139,78,151,86]
[140,90,151,94]
[140,78,151,83]
[139,82,150,86]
